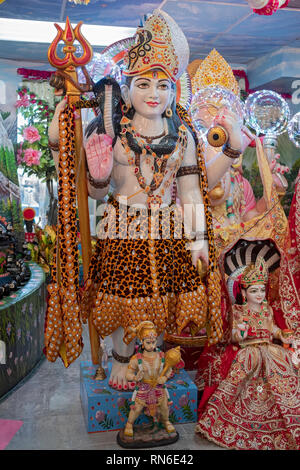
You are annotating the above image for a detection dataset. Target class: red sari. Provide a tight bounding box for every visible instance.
[196,303,300,450]
[195,173,300,450]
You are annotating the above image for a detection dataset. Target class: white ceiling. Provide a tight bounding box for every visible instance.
[0,0,300,92]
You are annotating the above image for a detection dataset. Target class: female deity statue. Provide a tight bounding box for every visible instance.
[118,320,180,445]
[47,10,244,389]
[195,256,300,450]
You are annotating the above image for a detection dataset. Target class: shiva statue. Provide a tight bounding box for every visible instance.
[47,10,245,389]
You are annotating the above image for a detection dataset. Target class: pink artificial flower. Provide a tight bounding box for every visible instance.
[23,126,41,143]
[95,410,105,423]
[178,394,189,407]
[23,148,41,166]
[16,152,23,166]
[15,94,30,108]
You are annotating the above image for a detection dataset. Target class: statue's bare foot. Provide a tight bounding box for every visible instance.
[108,359,135,391]
[124,422,133,437]
[163,421,176,434]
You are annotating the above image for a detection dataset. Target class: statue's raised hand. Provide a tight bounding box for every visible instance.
[85,133,113,181]
[269,154,289,191]
[214,107,243,151]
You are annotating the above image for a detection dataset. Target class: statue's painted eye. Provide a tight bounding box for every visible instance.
[159,83,169,90]
[137,82,149,88]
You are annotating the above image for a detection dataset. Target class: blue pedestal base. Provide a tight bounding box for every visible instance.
[80,360,198,433]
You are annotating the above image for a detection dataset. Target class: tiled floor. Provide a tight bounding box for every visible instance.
[0,324,221,451]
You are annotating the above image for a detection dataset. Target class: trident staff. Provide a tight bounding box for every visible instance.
[46,18,99,366]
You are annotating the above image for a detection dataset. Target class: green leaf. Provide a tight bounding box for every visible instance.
[182,403,194,421]
[40,137,48,146]
[1,111,10,121]
[169,410,177,424]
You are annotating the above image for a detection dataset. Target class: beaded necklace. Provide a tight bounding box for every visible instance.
[243,301,269,326]
[138,351,163,377]
[120,116,187,207]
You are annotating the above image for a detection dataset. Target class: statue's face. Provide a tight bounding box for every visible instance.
[244,283,266,306]
[129,74,173,119]
[142,335,157,352]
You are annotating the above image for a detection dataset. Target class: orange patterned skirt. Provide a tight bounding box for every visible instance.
[81,198,208,344]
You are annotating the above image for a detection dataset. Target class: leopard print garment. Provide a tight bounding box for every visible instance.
[81,198,208,344]
[45,98,223,367]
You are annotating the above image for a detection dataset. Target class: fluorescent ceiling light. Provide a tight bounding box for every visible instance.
[0,18,136,46]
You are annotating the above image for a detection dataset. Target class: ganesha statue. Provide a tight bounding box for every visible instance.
[188,48,290,259]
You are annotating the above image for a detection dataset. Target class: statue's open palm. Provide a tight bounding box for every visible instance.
[85,133,113,181]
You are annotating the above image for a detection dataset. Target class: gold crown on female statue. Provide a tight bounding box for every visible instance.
[123,9,189,83]
[240,257,268,289]
[191,48,239,96]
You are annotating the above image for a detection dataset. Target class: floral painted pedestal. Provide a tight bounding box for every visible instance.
[0,262,46,400]
[80,360,198,433]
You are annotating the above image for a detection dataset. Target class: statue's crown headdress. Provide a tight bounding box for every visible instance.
[123,9,189,83]
[192,48,239,96]
[133,321,158,341]
[240,257,268,289]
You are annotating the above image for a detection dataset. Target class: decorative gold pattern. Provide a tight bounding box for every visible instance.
[123,12,180,83]
[212,138,288,260]
[192,48,239,96]
[240,257,268,288]
[276,173,300,336]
